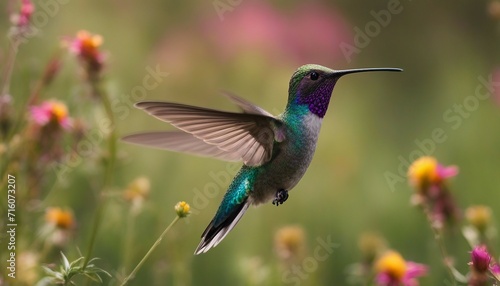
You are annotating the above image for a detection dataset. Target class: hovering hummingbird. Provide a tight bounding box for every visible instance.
[123,64,402,254]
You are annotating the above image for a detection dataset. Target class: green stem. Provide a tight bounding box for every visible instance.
[82,197,105,271]
[82,79,116,270]
[424,207,457,286]
[1,37,19,97]
[121,216,180,286]
[123,207,137,271]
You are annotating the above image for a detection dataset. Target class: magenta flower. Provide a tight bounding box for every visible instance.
[65,30,105,77]
[201,1,350,64]
[408,156,458,190]
[470,246,492,273]
[30,100,71,130]
[491,263,500,280]
[16,0,34,28]
[375,251,428,286]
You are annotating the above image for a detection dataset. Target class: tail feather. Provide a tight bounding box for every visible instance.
[194,198,250,255]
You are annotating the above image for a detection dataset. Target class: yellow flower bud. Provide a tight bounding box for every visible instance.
[175,201,190,218]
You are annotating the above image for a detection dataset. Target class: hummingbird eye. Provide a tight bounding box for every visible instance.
[309,72,319,81]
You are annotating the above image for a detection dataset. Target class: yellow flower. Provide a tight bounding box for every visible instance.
[65,30,105,75]
[73,30,103,60]
[466,205,492,232]
[375,250,407,281]
[175,201,190,218]
[407,156,458,192]
[375,250,428,285]
[50,101,69,123]
[123,176,150,202]
[274,225,306,261]
[45,207,75,230]
[408,156,438,189]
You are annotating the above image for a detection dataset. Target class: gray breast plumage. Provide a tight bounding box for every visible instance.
[250,113,323,204]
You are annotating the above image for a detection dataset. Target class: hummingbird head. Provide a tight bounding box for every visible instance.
[288,64,402,118]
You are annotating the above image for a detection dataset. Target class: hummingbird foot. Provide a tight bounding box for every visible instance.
[272,189,289,206]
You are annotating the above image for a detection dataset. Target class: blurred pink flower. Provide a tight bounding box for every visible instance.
[202,1,350,64]
[470,246,491,273]
[375,251,428,286]
[408,156,458,190]
[30,100,71,130]
[491,263,500,279]
[65,30,105,76]
[17,0,34,28]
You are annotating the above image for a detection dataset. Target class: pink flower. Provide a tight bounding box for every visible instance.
[65,30,105,76]
[490,263,500,282]
[30,100,71,130]
[201,1,350,64]
[16,0,34,28]
[375,251,428,286]
[408,156,458,190]
[470,246,492,273]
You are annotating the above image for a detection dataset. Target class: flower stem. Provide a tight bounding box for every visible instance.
[0,37,19,97]
[82,79,116,271]
[120,216,180,286]
[424,207,457,286]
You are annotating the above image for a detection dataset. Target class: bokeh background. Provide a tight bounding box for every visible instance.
[1,0,500,285]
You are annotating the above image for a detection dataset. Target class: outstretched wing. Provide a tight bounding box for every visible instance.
[131,101,285,166]
[122,131,242,162]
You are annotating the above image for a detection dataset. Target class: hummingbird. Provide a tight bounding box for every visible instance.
[123,64,402,254]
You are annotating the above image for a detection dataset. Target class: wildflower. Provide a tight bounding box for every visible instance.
[17,0,34,28]
[200,2,349,64]
[466,206,492,233]
[468,246,497,286]
[470,246,492,273]
[375,250,428,286]
[123,177,150,202]
[30,100,71,130]
[408,156,460,227]
[407,156,458,192]
[274,225,306,262]
[45,207,75,230]
[65,30,105,78]
[491,264,500,280]
[174,201,190,218]
[44,207,75,247]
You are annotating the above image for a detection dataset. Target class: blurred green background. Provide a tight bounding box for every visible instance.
[2,0,500,285]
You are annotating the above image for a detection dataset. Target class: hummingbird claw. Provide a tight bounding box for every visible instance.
[272,189,289,206]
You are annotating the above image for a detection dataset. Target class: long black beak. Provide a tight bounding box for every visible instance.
[333,67,403,78]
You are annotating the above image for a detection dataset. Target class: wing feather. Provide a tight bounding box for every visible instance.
[122,131,241,161]
[133,101,284,166]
